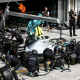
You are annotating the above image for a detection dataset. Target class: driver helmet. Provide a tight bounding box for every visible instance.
[32,50,38,56]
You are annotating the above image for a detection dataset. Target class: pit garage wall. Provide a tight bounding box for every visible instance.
[58,0,64,23]
[57,0,72,22]
[78,0,80,13]
[57,0,68,22]
[58,0,78,22]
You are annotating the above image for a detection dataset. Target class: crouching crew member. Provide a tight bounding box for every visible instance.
[43,46,64,71]
[0,53,21,80]
[70,41,80,63]
[43,48,54,71]
[11,29,24,46]
[53,46,64,68]
[26,50,39,77]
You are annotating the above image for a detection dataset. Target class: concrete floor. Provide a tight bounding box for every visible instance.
[1,29,80,80]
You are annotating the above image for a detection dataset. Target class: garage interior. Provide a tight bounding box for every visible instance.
[0,0,79,30]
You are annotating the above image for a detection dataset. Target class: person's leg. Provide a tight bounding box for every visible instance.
[12,62,21,80]
[50,60,53,71]
[32,66,39,76]
[44,61,47,71]
[12,70,18,80]
[73,22,75,35]
[29,65,35,77]
[46,22,49,31]
[47,25,49,31]
[73,21,77,36]
[14,62,21,71]
[32,67,36,73]
[70,22,72,37]
[44,57,47,71]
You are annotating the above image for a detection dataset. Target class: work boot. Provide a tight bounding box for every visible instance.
[50,67,53,71]
[70,35,72,37]
[44,61,47,72]
[47,30,49,32]
[73,34,77,36]
[29,72,34,77]
[45,68,48,72]
[50,60,53,70]
[34,72,38,76]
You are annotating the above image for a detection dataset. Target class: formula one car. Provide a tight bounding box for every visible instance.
[24,37,77,63]
[25,38,67,56]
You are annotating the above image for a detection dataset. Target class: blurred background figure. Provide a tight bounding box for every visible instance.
[42,7,50,32]
[69,10,77,37]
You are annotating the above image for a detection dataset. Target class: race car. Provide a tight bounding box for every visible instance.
[25,38,67,55]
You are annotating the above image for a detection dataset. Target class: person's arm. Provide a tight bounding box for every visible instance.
[69,16,71,20]
[42,12,45,16]
[47,11,49,17]
[72,14,77,19]
[74,15,77,19]
[45,11,49,17]
[0,59,11,72]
